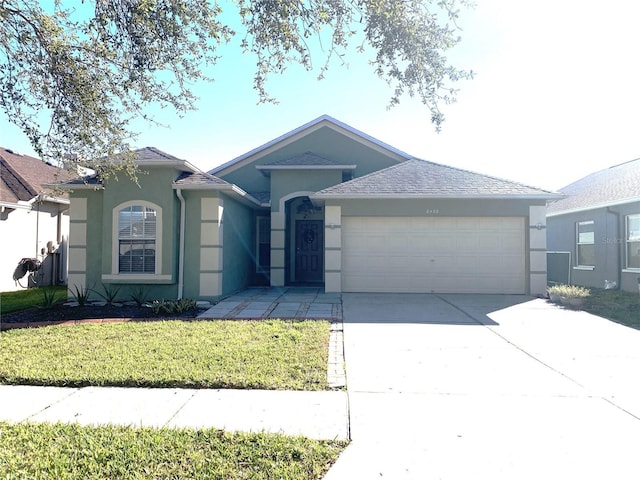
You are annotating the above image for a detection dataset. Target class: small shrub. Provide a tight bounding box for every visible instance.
[151,299,171,315]
[70,284,91,306]
[151,299,197,316]
[547,284,590,299]
[548,284,590,309]
[129,286,148,307]
[39,287,58,308]
[93,284,121,305]
[172,298,197,314]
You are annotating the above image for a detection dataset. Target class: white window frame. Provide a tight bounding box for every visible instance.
[575,220,595,269]
[256,216,271,273]
[625,214,640,271]
[103,200,169,281]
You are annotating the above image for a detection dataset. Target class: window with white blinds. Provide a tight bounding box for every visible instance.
[118,205,157,274]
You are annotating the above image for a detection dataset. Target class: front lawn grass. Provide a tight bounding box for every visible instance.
[1,286,67,314]
[0,422,346,479]
[582,288,640,329]
[0,320,329,390]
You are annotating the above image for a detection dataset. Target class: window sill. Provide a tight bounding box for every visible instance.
[622,269,640,274]
[573,266,595,271]
[102,274,173,284]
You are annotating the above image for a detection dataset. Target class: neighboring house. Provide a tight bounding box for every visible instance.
[60,115,560,301]
[547,158,640,293]
[0,147,74,292]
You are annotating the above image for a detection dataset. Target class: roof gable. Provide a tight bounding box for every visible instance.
[210,115,411,177]
[547,158,640,215]
[173,171,231,187]
[125,147,200,171]
[56,147,200,189]
[312,159,561,199]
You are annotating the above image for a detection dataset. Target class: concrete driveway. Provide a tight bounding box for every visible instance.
[324,294,640,479]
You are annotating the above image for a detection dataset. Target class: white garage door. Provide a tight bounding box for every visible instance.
[342,216,525,294]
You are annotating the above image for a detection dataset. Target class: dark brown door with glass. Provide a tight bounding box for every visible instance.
[295,220,323,283]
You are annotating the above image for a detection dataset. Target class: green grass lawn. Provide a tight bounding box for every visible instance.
[0,422,346,479]
[582,288,640,329]
[0,286,67,314]
[0,320,330,390]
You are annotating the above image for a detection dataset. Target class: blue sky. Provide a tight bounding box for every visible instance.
[2,0,639,191]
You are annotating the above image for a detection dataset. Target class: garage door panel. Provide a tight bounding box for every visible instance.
[342,216,525,294]
[501,235,525,252]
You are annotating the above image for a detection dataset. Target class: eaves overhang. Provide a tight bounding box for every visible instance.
[44,181,104,191]
[311,193,565,201]
[172,182,264,208]
[546,195,640,217]
[135,158,200,172]
[0,200,31,210]
[31,195,70,206]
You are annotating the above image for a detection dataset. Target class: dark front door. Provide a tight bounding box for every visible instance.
[295,220,323,283]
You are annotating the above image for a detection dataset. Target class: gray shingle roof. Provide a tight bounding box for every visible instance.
[174,171,229,186]
[547,158,640,214]
[173,172,264,207]
[134,146,185,163]
[313,159,560,198]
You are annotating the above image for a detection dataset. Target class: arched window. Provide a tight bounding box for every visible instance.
[118,204,157,274]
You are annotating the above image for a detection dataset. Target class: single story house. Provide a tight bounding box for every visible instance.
[0,147,74,292]
[547,158,640,292]
[61,115,560,301]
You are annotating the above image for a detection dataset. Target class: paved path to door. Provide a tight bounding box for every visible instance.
[324,293,640,480]
[198,287,342,321]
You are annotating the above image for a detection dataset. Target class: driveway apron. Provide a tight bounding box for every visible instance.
[324,294,640,480]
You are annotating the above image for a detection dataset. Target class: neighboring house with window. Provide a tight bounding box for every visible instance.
[59,115,561,301]
[546,158,640,292]
[0,147,75,292]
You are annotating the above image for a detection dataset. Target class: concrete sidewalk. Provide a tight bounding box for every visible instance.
[0,385,349,440]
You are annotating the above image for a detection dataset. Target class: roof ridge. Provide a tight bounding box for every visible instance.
[608,157,640,169]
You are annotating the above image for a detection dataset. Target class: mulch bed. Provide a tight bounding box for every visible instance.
[1,303,197,330]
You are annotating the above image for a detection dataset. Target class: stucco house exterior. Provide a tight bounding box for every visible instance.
[547,158,640,293]
[61,115,560,301]
[0,147,73,292]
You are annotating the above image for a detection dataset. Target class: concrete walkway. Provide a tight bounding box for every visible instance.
[198,286,342,321]
[0,385,349,440]
[324,294,640,479]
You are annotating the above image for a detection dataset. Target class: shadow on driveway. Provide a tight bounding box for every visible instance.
[342,293,534,326]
